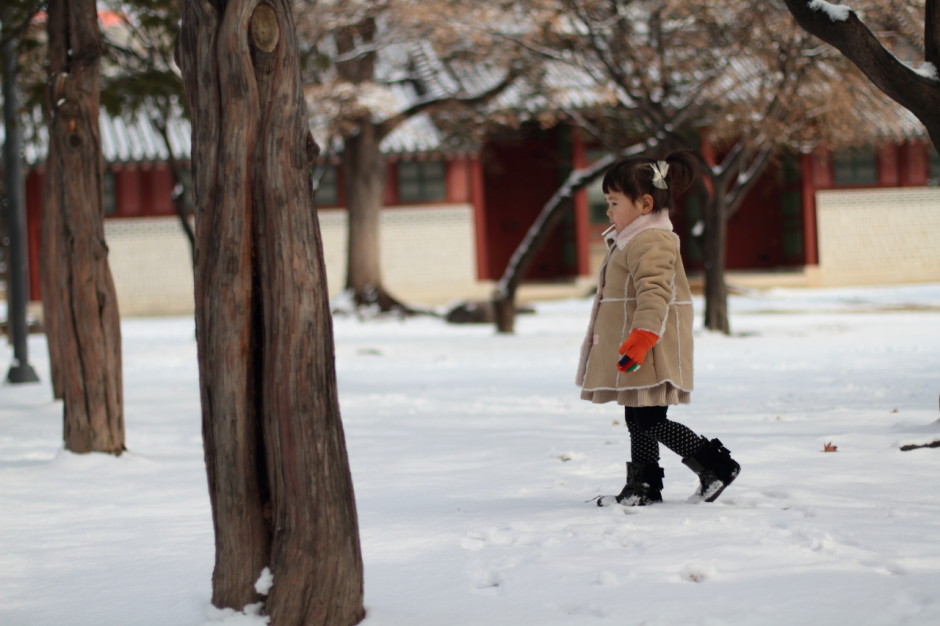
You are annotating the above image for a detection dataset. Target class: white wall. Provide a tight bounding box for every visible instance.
[815,187,940,286]
[104,217,195,317]
[318,204,478,303]
[104,204,479,317]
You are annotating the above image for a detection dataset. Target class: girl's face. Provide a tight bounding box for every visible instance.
[605,190,653,232]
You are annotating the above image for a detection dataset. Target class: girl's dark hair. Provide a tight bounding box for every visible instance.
[601,150,699,213]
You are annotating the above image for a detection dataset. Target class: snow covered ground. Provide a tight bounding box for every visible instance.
[2,283,940,626]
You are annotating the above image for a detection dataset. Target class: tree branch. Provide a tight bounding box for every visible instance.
[0,1,45,49]
[726,144,773,217]
[377,63,523,138]
[493,138,656,302]
[782,0,940,141]
[926,0,939,69]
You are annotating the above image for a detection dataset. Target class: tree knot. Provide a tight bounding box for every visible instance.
[250,4,280,54]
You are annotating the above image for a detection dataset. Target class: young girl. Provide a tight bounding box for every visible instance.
[576,151,740,506]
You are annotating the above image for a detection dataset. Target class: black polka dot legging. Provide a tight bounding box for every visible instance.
[625,405,704,463]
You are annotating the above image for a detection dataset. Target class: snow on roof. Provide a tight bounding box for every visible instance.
[5,101,446,168]
[2,105,191,167]
[381,112,445,155]
[3,36,926,169]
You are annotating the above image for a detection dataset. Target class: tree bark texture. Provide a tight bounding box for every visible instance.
[178,1,364,623]
[42,0,124,454]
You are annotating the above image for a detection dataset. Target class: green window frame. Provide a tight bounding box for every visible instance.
[832,147,877,186]
[397,160,446,203]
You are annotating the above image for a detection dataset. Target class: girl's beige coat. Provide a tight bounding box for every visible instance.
[576,228,694,407]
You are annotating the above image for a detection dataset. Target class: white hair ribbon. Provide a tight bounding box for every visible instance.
[650,161,669,190]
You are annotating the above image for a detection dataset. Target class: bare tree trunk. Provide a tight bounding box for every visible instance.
[344,125,400,310]
[702,191,730,334]
[332,17,402,312]
[700,143,773,335]
[43,0,124,454]
[178,1,364,623]
[39,169,64,398]
[40,1,66,400]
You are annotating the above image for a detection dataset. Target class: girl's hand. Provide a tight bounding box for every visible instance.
[617,329,659,373]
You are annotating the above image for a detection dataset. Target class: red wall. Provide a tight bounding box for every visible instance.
[723,163,789,269]
[477,127,576,281]
[21,163,178,301]
[25,171,44,302]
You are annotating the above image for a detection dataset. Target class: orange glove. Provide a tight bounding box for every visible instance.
[617,329,659,373]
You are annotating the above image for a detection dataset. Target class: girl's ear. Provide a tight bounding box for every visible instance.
[640,193,655,214]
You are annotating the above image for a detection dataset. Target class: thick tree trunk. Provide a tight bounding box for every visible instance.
[178,1,364,623]
[40,1,65,398]
[343,125,396,308]
[39,151,64,400]
[342,125,409,312]
[43,0,124,454]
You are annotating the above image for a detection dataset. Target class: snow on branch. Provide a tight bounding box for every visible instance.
[808,0,851,22]
[914,62,939,81]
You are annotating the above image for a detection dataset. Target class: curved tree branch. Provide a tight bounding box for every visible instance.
[490,136,664,333]
[782,0,940,149]
[376,63,523,139]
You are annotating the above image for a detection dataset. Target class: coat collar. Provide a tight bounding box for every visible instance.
[604,212,674,250]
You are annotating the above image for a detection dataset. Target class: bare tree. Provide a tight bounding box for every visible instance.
[42,0,124,454]
[489,0,771,332]
[783,0,940,152]
[297,1,524,313]
[177,1,364,623]
[492,0,901,333]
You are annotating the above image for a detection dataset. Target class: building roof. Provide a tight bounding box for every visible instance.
[2,44,927,168]
[2,105,192,167]
[4,101,447,167]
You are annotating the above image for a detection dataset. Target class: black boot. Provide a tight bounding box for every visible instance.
[597,461,664,507]
[682,438,740,503]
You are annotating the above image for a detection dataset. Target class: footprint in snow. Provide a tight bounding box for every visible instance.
[679,562,717,583]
